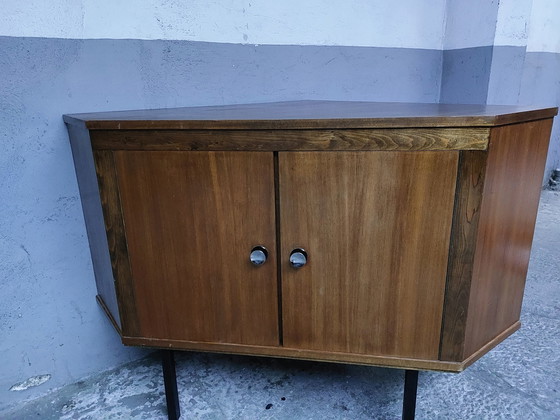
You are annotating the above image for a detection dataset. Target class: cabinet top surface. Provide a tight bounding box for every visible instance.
[64,100,557,130]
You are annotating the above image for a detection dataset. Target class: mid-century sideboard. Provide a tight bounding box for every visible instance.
[64,101,557,419]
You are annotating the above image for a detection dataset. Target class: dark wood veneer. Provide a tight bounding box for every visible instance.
[66,123,122,329]
[439,151,488,361]
[463,119,553,358]
[113,151,279,345]
[93,150,140,337]
[279,152,457,359]
[119,320,521,373]
[64,101,557,374]
[64,100,557,130]
[90,127,489,151]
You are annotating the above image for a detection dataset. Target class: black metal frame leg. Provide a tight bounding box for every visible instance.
[161,350,181,420]
[402,369,419,420]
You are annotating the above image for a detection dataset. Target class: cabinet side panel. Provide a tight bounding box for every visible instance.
[66,123,121,331]
[93,150,140,337]
[463,119,553,358]
[280,152,458,360]
[439,151,488,361]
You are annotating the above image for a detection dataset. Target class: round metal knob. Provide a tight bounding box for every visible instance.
[250,246,268,266]
[289,248,307,268]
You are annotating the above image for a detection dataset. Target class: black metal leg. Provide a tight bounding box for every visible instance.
[161,350,181,420]
[402,369,419,420]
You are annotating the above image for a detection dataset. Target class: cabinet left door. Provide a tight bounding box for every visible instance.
[100,150,279,346]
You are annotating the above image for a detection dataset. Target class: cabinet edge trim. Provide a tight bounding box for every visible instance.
[459,321,521,370]
[97,294,122,336]
[90,128,490,152]
[119,322,519,373]
[120,336,464,372]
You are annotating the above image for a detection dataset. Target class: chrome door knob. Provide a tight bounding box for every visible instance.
[250,246,268,266]
[289,248,307,268]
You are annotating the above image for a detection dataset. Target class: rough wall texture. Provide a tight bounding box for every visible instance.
[442,0,500,50]
[441,0,560,180]
[0,36,443,411]
[1,0,560,412]
[488,0,560,180]
[442,45,559,181]
[486,46,528,105]
[440,46,494,104]
[518,52,560,183]
[0,0,447,48]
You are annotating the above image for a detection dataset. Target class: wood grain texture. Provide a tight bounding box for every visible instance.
[65,123,122,330]
[121,335,464,373]
[63,100,557,130]
[439,151,488,361]
[460,322,520,370]
[463,119,554,358]
[114,151,279,346]
[66,102,556,374]
[122,322,521,373]
[279,152,458,359]
[91,128,489,151]
[94,150,139,336]
[121,320,520,372]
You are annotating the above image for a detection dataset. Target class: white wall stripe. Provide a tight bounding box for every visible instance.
[442,0,499,50]
[494,0,533,47]
[2,1,558,52]
[526,0,560,53]
[1,0,448,49]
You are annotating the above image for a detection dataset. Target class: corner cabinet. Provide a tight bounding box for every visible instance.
[65,101,557,419]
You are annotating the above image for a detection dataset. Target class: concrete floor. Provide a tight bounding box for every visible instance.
[3,191,560,420]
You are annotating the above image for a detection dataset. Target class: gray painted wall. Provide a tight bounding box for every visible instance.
[487,46,528,105]
[0,36,443,411]
[518,52,560,184]
[440,46,494,104]
[440,45,560,182]
[2,1,560,412]
[440,0,560,180]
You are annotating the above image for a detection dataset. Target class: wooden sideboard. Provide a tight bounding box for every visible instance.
[64,101,557,419]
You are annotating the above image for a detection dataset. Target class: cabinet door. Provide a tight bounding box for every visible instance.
[279,152,458,359]
[114,151,279,346]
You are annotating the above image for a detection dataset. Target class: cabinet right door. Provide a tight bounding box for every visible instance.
[279,151,458,359]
